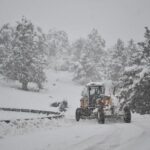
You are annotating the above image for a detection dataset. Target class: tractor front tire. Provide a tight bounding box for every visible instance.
[76,108,81,121]
[97,109,105,124]
[124,106,131,123]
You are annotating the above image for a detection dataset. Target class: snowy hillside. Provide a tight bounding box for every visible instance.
[0,70,83,118]
[0,70,150,150]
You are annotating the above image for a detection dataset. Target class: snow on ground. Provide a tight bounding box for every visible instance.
[0,114,150,150]
[0,70,150,150]
[45,70,83,117]
[0,70,83,115]
[0,84,56,111]
[0,111,53,120]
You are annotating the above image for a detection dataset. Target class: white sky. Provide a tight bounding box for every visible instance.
[0,0,150,47]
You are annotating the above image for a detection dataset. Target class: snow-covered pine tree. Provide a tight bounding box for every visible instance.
[1,17,47,90]
[115,41,142,106]
[47,29,70,70]
[118,27,150,114]
[0,24,15,74]
[86,28,105,63]
[73,53,100,84]
[109,39,126,82]
[72,29,105,84]
[126,39,140,66]
[72,38,87,62]
[132,27,150,114]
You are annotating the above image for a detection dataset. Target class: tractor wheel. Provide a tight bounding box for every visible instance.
[76,108,81,121]
[97,110,105,124]
[123,106,131,123]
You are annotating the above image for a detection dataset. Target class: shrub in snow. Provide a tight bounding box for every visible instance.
[51,102,60,107]
[59,100,68,112]
[51,100,68,112]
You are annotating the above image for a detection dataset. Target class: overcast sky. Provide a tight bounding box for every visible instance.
[0,0,150,47]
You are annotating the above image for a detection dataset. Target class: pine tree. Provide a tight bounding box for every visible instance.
[86,28,105,63]
[73,53,100,84]
[0,24,14,74]
[72,29,105,84]
[47,29,70,70]
[126,39,139,66]
[1,17,47,90]
[118,27,150,114]
[132,27,150,114]
[109,39,126,82]
[72,38,86,61]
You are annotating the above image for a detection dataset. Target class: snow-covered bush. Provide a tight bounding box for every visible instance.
[51,100,68,112]
[59,100,68,112]
[51,102,60,107]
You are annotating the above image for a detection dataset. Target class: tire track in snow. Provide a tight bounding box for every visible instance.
[114,115,150,150]
[64,121,144,150]
[65,125,118,150]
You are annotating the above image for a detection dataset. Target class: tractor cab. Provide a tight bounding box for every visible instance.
[80,82,106,109]
[76,82,131,124]
[87,82,105,107]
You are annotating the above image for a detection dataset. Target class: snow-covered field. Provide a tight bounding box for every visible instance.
[0,111,54,120]
[0,70,150,150]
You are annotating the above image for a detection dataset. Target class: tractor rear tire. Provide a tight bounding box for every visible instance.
[97,110,105,124]
[76,108,81,121]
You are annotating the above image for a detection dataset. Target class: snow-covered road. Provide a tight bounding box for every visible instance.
[0,70,150,150]
[0,114,150,150]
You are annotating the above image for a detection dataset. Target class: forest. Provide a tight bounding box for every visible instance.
[0,17,150,114]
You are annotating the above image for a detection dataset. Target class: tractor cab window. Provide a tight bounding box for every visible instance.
[89,87,95,95]
[81,87,88,97]
[100,86,105,94]
[89,86,105,97]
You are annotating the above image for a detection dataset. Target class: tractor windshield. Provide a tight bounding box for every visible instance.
[88,86,105,107]
[89,86,105,97]
[81,87,88,97]
[81,85,105,98]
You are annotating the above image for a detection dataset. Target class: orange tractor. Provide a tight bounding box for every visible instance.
[75,82,131,124]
